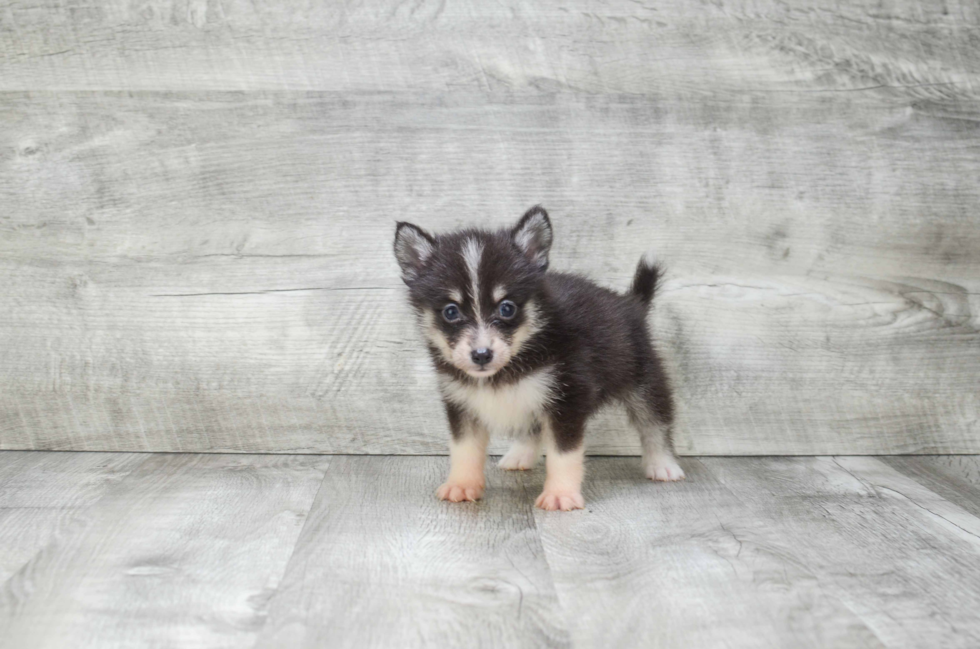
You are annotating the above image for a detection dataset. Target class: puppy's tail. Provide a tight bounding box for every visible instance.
[629,255,663,310]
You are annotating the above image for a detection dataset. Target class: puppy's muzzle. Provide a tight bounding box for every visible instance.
[470,347,493,367]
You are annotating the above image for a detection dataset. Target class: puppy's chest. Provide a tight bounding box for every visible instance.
[440,369,556,436]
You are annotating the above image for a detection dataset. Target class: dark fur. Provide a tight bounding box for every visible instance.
[395,206,675,454]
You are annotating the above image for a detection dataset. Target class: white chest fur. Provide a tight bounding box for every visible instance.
[439,368,556,437]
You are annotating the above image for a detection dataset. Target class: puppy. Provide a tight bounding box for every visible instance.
[393,206,684,511]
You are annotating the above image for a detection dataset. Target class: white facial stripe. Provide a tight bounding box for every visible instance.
[493,285,507,303]
[461,238,484,320]
[472,325,492,349]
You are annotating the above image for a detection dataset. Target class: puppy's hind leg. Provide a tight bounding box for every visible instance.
[625,384,685,482]
[498,422,541,471]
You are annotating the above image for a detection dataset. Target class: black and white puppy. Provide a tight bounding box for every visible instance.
[393,206,684,511]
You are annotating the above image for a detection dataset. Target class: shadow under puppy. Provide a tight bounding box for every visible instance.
[394,206,684,511]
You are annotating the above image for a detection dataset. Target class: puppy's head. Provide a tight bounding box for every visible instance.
[394,206,552,378]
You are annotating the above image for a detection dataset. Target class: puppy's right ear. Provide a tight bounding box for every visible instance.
[394,222,436,283]
[511,206,552,271]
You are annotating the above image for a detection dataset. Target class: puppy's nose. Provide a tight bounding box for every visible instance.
[470,348,493,367]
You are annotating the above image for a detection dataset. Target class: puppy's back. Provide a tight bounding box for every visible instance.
[540,272,654,393]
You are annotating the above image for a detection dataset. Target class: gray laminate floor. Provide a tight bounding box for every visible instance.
[1,453,979,649]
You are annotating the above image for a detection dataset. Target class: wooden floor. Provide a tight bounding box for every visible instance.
[1,453,979,648]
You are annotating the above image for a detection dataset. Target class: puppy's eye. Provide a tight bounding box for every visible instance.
[442,304,462,323]
[498,300,518,319]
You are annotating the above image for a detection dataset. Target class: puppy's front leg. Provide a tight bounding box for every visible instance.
[535,417,586,511]
[436,403,489,503]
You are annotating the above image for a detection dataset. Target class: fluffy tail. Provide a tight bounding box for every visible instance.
[629,256,663,309]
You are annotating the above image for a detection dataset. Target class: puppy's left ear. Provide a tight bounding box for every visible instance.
[511,206,552,270]
[394,222,436,283]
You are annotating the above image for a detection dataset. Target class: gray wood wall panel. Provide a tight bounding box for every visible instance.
[1,1,979,454]
[2,1,979,93]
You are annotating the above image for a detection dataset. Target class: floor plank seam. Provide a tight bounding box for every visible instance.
[876,485,980,542]
[247,457,333,649]
[515,468,577,649]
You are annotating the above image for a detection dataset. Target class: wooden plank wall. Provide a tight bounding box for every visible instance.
[1,0,978,454]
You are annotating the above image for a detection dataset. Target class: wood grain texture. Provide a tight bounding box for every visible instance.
[2,0,980,454]
[0,451,146,584]
[1,0,979,93]
[532,458,884,648]
[1,452,980,647]
[882,455,980,519]
[533,456,980,648]
[702,457,980,648]
[255,456,571,649]
[0,453,329,649]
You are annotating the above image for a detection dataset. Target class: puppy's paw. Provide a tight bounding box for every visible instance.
[535,488,585,511]
[645,454,686,481]
[498,445,539,471]
[436,481,484,503]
